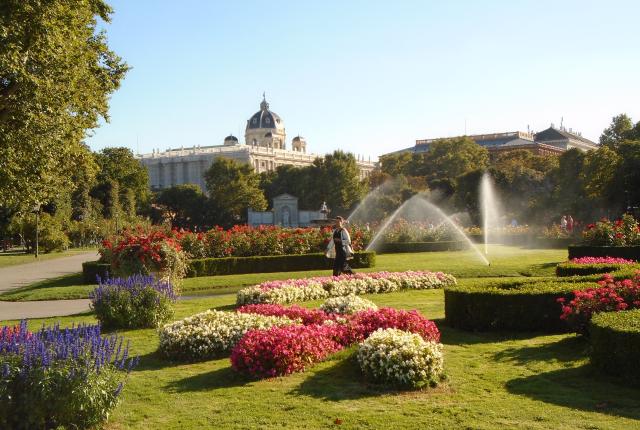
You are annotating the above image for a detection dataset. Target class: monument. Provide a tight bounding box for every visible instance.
[248,194,324,228]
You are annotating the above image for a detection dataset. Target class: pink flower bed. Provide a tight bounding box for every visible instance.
[569,256,635,265]
[236,304,331,325]
[230,325,342,378]
[230,306,442,378]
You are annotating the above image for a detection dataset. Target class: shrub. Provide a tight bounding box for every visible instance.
[445,279,600,332]
[82,260,112,284]
[321,295,378,315]
[236,304,330,325]
[0,322,137,430]
[230,324,342,378]
[357,328,444,389]
[237,271,457,305]
[90,275,177,329]
[589,309,640,386]
[558,273,640,334]
[158,310,294,361]
[581,214,640,246]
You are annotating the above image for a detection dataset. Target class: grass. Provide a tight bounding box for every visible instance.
[0,245,566,301]
[3,289,639,429]
[0,248,96,268]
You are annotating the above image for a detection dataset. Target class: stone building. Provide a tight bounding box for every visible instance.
[138,95,375,191]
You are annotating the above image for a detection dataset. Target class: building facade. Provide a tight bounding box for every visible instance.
[138,96,375,191]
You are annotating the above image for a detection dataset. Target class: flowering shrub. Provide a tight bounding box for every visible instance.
[558,273,640,334]
[0,321,137,430]
[236,304,330,325]
[570,256,636,264]
[383,219,457,243]
[90,275,177,329]
[158,310,294,361]
[100,227,188,285]
[357,328,444,388]
[236,271,457,305]
[230,324,342,378]
[581,214,640,246]
[321,295,378,315]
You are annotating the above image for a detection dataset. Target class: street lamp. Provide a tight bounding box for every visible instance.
[32,203,41,258]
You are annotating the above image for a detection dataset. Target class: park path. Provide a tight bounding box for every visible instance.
[0,299,91,321]
[0,251,98,293]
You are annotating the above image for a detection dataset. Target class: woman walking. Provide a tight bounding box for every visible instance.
[326,216,354,276]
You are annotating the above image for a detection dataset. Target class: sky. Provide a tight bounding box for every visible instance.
[87,0,640,160]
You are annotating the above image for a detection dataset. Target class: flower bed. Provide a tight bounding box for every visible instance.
[581,215,640,246]
[558,273,640,335]
[236,271,457,305]
[90,275,177,329]
[571,257,636,264]
[158,310,295,361]
[236,304,330,325]
[0,321,137,430]
[556,257,637,277]
[357,328,444,388]
[321,295,378,315]
[589,309,640,386]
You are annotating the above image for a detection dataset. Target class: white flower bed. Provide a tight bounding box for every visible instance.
[357,328,444,388]
[321,295,378,315]
[158,310,294,360]
[236,271,457,305]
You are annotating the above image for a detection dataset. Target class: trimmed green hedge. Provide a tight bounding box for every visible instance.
[378,241,467,254]
[186,251,376,277]
[444,279,598,332]
[555,262,638,277]
[82,261,111,284]
[590,310,640,386]
[568,245,640,261]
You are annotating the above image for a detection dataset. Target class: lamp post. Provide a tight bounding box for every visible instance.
[32,203,41,258]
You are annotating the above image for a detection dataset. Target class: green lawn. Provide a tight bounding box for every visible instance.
[0,248,96,268]
[0,246,566,301]
[3,288,639,429]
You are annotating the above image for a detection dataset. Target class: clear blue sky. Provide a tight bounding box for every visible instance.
[87,0,640,159]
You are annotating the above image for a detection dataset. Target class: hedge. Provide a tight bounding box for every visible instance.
[555,262,639,277]
[590,310,640,386]
[568,245,640,261]
[82,261,111,284]
[378,241,467,254]
[444,279,598,332]
[186,252,376,277]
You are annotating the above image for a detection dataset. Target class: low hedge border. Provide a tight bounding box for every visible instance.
[444,279,599,332]
[590,310,640,386]
[568,245,640,261]
[555,262,639,277]
[378,241,467,254]
[186,252,376,277]
[82,261,111,284]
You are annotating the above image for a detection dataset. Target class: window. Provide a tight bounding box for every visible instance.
[265,117,270,124]
[252,118,257,124]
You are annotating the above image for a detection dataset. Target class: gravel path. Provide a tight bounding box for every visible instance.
[0,299,91,321]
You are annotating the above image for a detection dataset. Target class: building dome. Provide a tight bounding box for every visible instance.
[246,95,284,131]
[292,135,307,153]
[223,134,238,146]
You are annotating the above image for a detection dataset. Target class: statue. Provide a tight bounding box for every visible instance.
[320,201,330,220]
[282,206,290,227]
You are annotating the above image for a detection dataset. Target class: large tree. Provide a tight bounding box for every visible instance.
[94,147,149,209]
[204,157,267,226]
[0,0,128,209]
[311,150,364,215]
[155,184,208,229]
[600,114,635,149]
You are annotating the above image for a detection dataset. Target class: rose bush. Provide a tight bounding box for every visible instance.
[357,328,444,388]
[581,214,640,246]
[158,310,295,361]
[321,295,378,315]
[236,271,457,305]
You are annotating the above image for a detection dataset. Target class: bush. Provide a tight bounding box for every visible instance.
[321,295,378,315]
[558,273,640,334]
[236,271,457,305]
[187,251,376,277]
[90,275,177,329]
[581,215,640,246]
[589,309,640,386]
[236,304,330,325]
[568,245,640,261]
[377,241,468,254]
[357,328,444,389]
[158,310,294,361]
[82,260,112,284]
[0,322,137,430]
[230,324,342,378]
[444,279,599,332]
[556,260,637,277]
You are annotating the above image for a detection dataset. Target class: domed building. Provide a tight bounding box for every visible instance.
[138,95,374,191]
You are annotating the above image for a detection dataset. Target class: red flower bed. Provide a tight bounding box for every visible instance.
[558,273,640,334]
[230,324,342,378]
[236,304,331,326]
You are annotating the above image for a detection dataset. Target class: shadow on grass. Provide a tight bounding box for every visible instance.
[493,336,586,364]
[292,351,401,401]
[439,325,545,346]
[165,365,252,392]
[506,364,640,420]
[520,262,558,277]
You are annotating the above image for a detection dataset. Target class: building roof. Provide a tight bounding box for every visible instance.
[534,127,596,146]
[246,95,283,130]
[224,134,238,142]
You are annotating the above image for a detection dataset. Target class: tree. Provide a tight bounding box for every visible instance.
[204,158,267,226]
[379,152,413,176]
[94,147,149,210]
[600,114,634,149]
[156,184,209,229]
[611,141,640,212]
[583,146,620,205]
[0,0,128,209]
[260,165,315,209]
[311,151,364,215]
